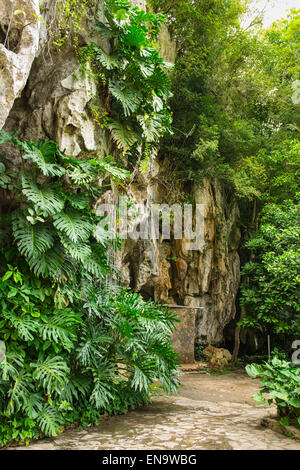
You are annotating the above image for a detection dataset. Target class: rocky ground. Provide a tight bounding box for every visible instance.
[8,369,300,450]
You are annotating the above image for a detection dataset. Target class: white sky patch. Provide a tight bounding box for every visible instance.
[243,0,299,29]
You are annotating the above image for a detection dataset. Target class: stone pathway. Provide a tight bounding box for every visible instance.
[9,370,300,450]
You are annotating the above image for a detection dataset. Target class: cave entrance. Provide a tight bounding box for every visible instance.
[165,305,204,364]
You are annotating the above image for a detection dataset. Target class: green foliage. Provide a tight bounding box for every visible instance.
[0,131,179,447]
[51,0,89,48]
[80,0,173,158]
[240,200,300,337]
[0,131,120,279]
[0,264,179,447]
[246,358,300,427]
[153,1,299,201]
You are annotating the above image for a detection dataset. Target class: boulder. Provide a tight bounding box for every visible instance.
[203,345,232,369]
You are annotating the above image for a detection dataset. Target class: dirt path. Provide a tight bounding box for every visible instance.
[9,370,300,450]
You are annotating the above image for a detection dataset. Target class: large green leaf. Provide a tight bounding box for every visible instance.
[53,209,93,243]
[109,120,138,149]
[22,176,65,216]
[27,245,64,277]
[109,80,142,116]
[20,141,65,177]
[31,355,69,395]
[13,214,55,258]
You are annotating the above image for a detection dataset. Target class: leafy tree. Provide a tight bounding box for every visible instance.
[240,200,300,343]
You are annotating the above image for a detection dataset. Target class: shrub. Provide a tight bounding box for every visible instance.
[246,358,300,427]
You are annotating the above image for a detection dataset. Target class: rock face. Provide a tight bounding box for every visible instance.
[0,0,40,129]
[0,0,240,346]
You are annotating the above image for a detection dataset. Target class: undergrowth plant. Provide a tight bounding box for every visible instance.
[246,358,300,428]
[0,131,179,447]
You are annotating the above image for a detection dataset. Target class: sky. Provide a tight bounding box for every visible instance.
[254,0,300,27]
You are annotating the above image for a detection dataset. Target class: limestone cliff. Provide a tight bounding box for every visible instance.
[0,0,240,345]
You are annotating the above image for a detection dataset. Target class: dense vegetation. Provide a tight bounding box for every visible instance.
[246,358,300,428]
[0,0,179,447]
[150,0,299,356]
[0,130,179,446]
[149,0,299,420]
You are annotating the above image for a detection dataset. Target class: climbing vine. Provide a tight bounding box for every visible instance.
[80,0,173,165]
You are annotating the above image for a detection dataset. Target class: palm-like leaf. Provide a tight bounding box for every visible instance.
[40,309,82,351]
[109,120,138,149]
[59,233,92,262]
[22,176,65,216]
[3,311,40,341]
[95,47,121,70]
[7,369,33,414]
[31,355,69,395]
[0,351,24,381]
[20,141,65,177]
[137,113,164,142]
[109,80,142,116]
[36,403,62,436]
[90,361,119,408]
[13,215,55,258]
[27,245,65,278]
[53,209,93,243]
